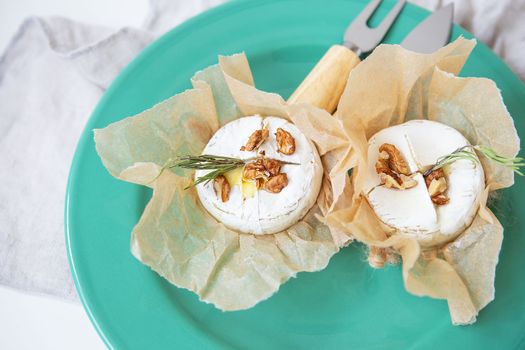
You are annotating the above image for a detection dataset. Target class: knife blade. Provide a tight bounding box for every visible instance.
[401,3,454,53]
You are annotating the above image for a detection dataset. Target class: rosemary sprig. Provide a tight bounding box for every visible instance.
[167,155,246,170]
[424,145,524,176]
[151,154,299,188]
[475,145,525,175]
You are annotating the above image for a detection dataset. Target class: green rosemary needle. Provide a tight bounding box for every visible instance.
[424,145,524,176]
[152,154,299,189]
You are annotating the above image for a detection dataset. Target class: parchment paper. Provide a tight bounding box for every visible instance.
[94,38,519,320]
[95,53,344,310]
[292,37,520,325]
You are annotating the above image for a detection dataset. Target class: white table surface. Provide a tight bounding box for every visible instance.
[0,1,148,349]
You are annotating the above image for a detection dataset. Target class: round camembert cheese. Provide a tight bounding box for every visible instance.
[364,120,485,246]
[196,115,323,235]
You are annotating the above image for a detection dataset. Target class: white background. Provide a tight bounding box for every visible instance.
[0,1,149,349]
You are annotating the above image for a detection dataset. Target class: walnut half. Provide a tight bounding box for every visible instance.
[375,143,417,190]
[213,175,230,202]
[241,128,269,151]
[264,173,288,193]
[424,168,449,205]
[276,128,296,155]
[262,158,281,176]
[378,143,411,175]
[243,158,282,180]
[243,159,267,180]
[242,157,288,193]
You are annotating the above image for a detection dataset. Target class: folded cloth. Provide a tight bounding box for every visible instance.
[0,0,225,301]
[0,0,523,301]
[412,0,525,80]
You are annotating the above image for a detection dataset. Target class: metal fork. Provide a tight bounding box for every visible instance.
[288,0,406,113]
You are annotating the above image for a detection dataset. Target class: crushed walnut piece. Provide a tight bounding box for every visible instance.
[375,143,417,190]
[275,128,296,155]
[424,168,449,205]
[431,194,450,205]
[264,173,288,193]
[255,178,265,190]
[424,167,443,186]
[262,158,281,176]
[428,177,447,197]
[243,159,268,180]
[378,143,411,175]
[243,158,282,180]
[242,157,288,193]
[241,128,269,151]
[213,175,230,202]
[380,173,417,190]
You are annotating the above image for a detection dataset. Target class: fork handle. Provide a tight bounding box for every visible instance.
[287,45,360,114]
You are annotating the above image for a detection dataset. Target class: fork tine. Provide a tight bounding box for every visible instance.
[376,0,406,32]
[290,0,407,112]
[344,0,406,53]
[351,0,382,25]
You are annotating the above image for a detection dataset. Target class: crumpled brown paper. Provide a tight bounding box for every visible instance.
[292,37,520,325]
[94,53,348,310]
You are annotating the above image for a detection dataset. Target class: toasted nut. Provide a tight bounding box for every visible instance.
[213,175,230,202]
[431,194,450,205]
[255,178,265,189]
[242,128,269,151]
[428,177,447,197]
[262,158,282,176]
[378,143,411,175]
[424,168,445,187]
[375,151,391,175]
[380,173,417,190]
[264,173,288,193]
[376,163,403,185]
[244,157,284,192]
[376,144,416,189]
[399,174,417,189]
[424,168,449,205]
[243,157,282,180]
[243,159,267,180]
[380,173,401,189]
[276,128,296,155]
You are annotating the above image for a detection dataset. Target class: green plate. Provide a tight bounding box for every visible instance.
[65,0,525,348]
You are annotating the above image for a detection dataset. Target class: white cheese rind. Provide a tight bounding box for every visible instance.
[367,173,439,234]
[365,120,485,246]
[196,116,323,235]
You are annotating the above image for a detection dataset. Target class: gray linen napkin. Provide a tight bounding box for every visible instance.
[0,0,224,301]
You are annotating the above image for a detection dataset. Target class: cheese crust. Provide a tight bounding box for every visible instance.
[196,116,323,235]
[365,120,485,246]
